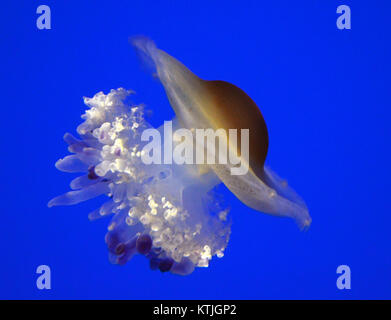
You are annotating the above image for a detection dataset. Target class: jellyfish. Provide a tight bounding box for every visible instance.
[48,37,310,275]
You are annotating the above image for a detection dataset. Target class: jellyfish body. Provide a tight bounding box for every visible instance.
[49,37,310,275]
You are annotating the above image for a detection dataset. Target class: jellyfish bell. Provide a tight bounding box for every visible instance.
[131,36,311,229]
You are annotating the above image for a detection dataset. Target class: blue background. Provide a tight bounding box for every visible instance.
[0,1,390,299]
